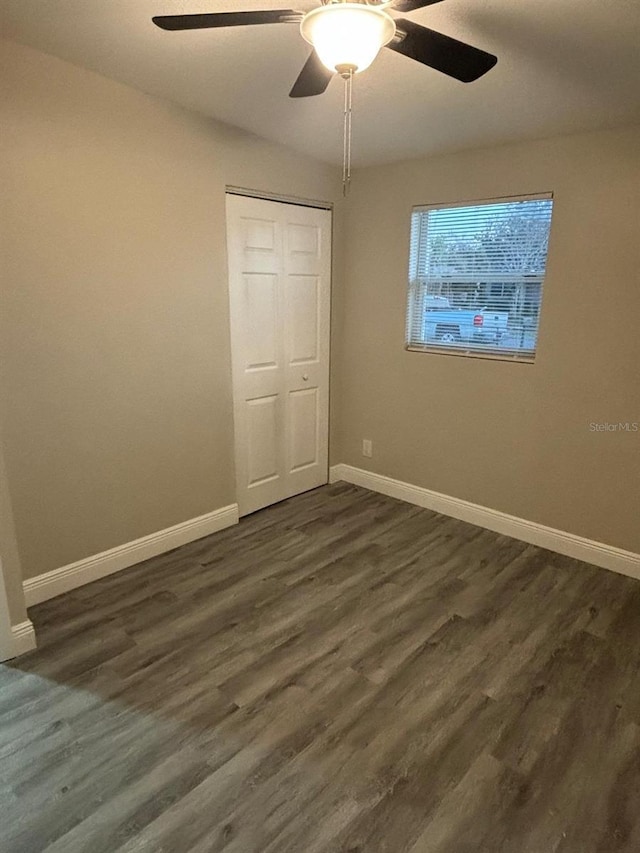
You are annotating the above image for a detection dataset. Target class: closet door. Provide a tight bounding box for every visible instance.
[226,194,331,516]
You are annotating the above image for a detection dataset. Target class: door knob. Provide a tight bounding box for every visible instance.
[302,374,309,381]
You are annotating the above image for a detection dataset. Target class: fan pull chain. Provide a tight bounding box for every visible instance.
[342,67,354,196]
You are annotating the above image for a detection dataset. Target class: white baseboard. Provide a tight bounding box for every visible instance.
[330,464,640,581]
[23,504,239,607]
[9,620,37,657]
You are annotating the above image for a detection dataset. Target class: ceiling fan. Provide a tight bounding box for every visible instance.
[152,0,498,98]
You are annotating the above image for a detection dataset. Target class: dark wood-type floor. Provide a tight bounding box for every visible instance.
[2,483,640,852]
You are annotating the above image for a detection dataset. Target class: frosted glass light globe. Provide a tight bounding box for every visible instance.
[300,3,396,74]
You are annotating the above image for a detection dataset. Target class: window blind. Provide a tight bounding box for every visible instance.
[406,194,554,361]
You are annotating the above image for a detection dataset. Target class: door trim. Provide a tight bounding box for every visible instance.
[226,185,333,211]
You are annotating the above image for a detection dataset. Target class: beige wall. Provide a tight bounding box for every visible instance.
[335,126,640,553]
[0,38,343,582]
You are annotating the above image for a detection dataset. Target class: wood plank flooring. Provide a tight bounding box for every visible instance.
[2,482,640,852]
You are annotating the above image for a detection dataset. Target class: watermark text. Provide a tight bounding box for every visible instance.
[589,422,638,432]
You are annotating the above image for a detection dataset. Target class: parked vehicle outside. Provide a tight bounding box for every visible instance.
[423,296,509,346]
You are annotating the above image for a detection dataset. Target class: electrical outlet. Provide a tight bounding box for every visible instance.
[362,439,373,458]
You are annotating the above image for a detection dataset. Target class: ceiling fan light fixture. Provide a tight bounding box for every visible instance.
[300,3,396,74]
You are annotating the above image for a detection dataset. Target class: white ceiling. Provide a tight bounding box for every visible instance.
[2,0,639,167]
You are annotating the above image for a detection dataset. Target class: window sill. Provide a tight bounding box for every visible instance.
[405,344,536,364]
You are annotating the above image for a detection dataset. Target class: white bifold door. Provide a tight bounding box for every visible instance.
[226,194,332,516]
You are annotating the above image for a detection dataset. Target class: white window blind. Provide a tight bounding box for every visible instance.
[406,194,554,361]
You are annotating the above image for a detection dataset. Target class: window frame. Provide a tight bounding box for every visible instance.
[405,192,554,364]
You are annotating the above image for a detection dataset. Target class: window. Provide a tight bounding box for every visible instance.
[406,194,554,361]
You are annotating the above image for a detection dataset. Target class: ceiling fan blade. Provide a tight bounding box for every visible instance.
[290,51,334,98]
[152,10,301,31]
[391,0,446,12]
[388,19,497,82]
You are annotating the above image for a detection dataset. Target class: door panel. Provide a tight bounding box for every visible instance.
[288,222,320,257]
[226,195,331,516]
[242,217,277,253]
[244,273,279,369]
[247,396,279,486]
[286,275,319,364]
[289,388,319,472]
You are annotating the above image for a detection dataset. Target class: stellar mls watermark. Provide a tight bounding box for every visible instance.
[589,421,639,432]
